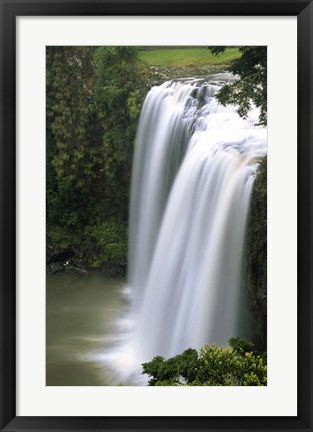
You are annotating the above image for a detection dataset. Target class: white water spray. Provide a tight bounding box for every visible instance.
[127,74,267,366]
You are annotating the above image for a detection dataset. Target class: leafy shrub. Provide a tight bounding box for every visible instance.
[142,339,267,386]
[142,348,198,386]
[228,337,255,355]
[195,344,266,386]
[84,221,127,268]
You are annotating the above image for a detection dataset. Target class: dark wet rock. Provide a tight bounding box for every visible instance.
[47,262,65,275]
[64,263,88,277]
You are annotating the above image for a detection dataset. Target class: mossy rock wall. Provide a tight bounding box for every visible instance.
[246,157,267,351]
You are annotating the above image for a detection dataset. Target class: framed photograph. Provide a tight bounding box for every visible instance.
[0,1,312,431]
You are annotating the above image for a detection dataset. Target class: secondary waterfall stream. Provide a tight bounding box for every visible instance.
[127,74,267,368]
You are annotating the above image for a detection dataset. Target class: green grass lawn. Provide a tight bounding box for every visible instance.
[138,47,241,67]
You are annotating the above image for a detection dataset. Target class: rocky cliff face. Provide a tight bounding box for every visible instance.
[246,157,267,351]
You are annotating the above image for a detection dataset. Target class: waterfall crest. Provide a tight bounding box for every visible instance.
[128,74,267,364]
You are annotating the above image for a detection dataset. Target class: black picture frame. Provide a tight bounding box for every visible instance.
[1,1,312,431]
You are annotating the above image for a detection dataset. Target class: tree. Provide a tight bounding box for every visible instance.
[94,47,144,221]
[209,46,267,125]
[142,349,199,386]
[46,47,102,234]
[46,46,145,273]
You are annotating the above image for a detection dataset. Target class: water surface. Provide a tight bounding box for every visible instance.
[46,272,128,386]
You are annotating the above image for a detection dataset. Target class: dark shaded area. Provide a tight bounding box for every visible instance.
[246,157,267,351]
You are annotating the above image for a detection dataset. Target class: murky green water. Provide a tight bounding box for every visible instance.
[46,272,128,386]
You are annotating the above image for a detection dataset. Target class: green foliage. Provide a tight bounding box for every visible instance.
[95,46,143,124]
[46,47,100,231]
[142,349,199,386]
[127,90,143,120]
[47,225,80,251]
[94,46,144,221]
[228,337,255,355]
[46,46,145,273]
[209,46,267,125]
[246,157,267,350]
[142,339,267,386]
[85,221,127,268]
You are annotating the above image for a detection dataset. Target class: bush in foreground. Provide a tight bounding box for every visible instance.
[142,338,267,386]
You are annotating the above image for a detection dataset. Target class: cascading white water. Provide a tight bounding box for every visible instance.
[127,73,267,367]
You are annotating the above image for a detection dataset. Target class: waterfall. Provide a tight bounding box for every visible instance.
[128,74,267,365]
